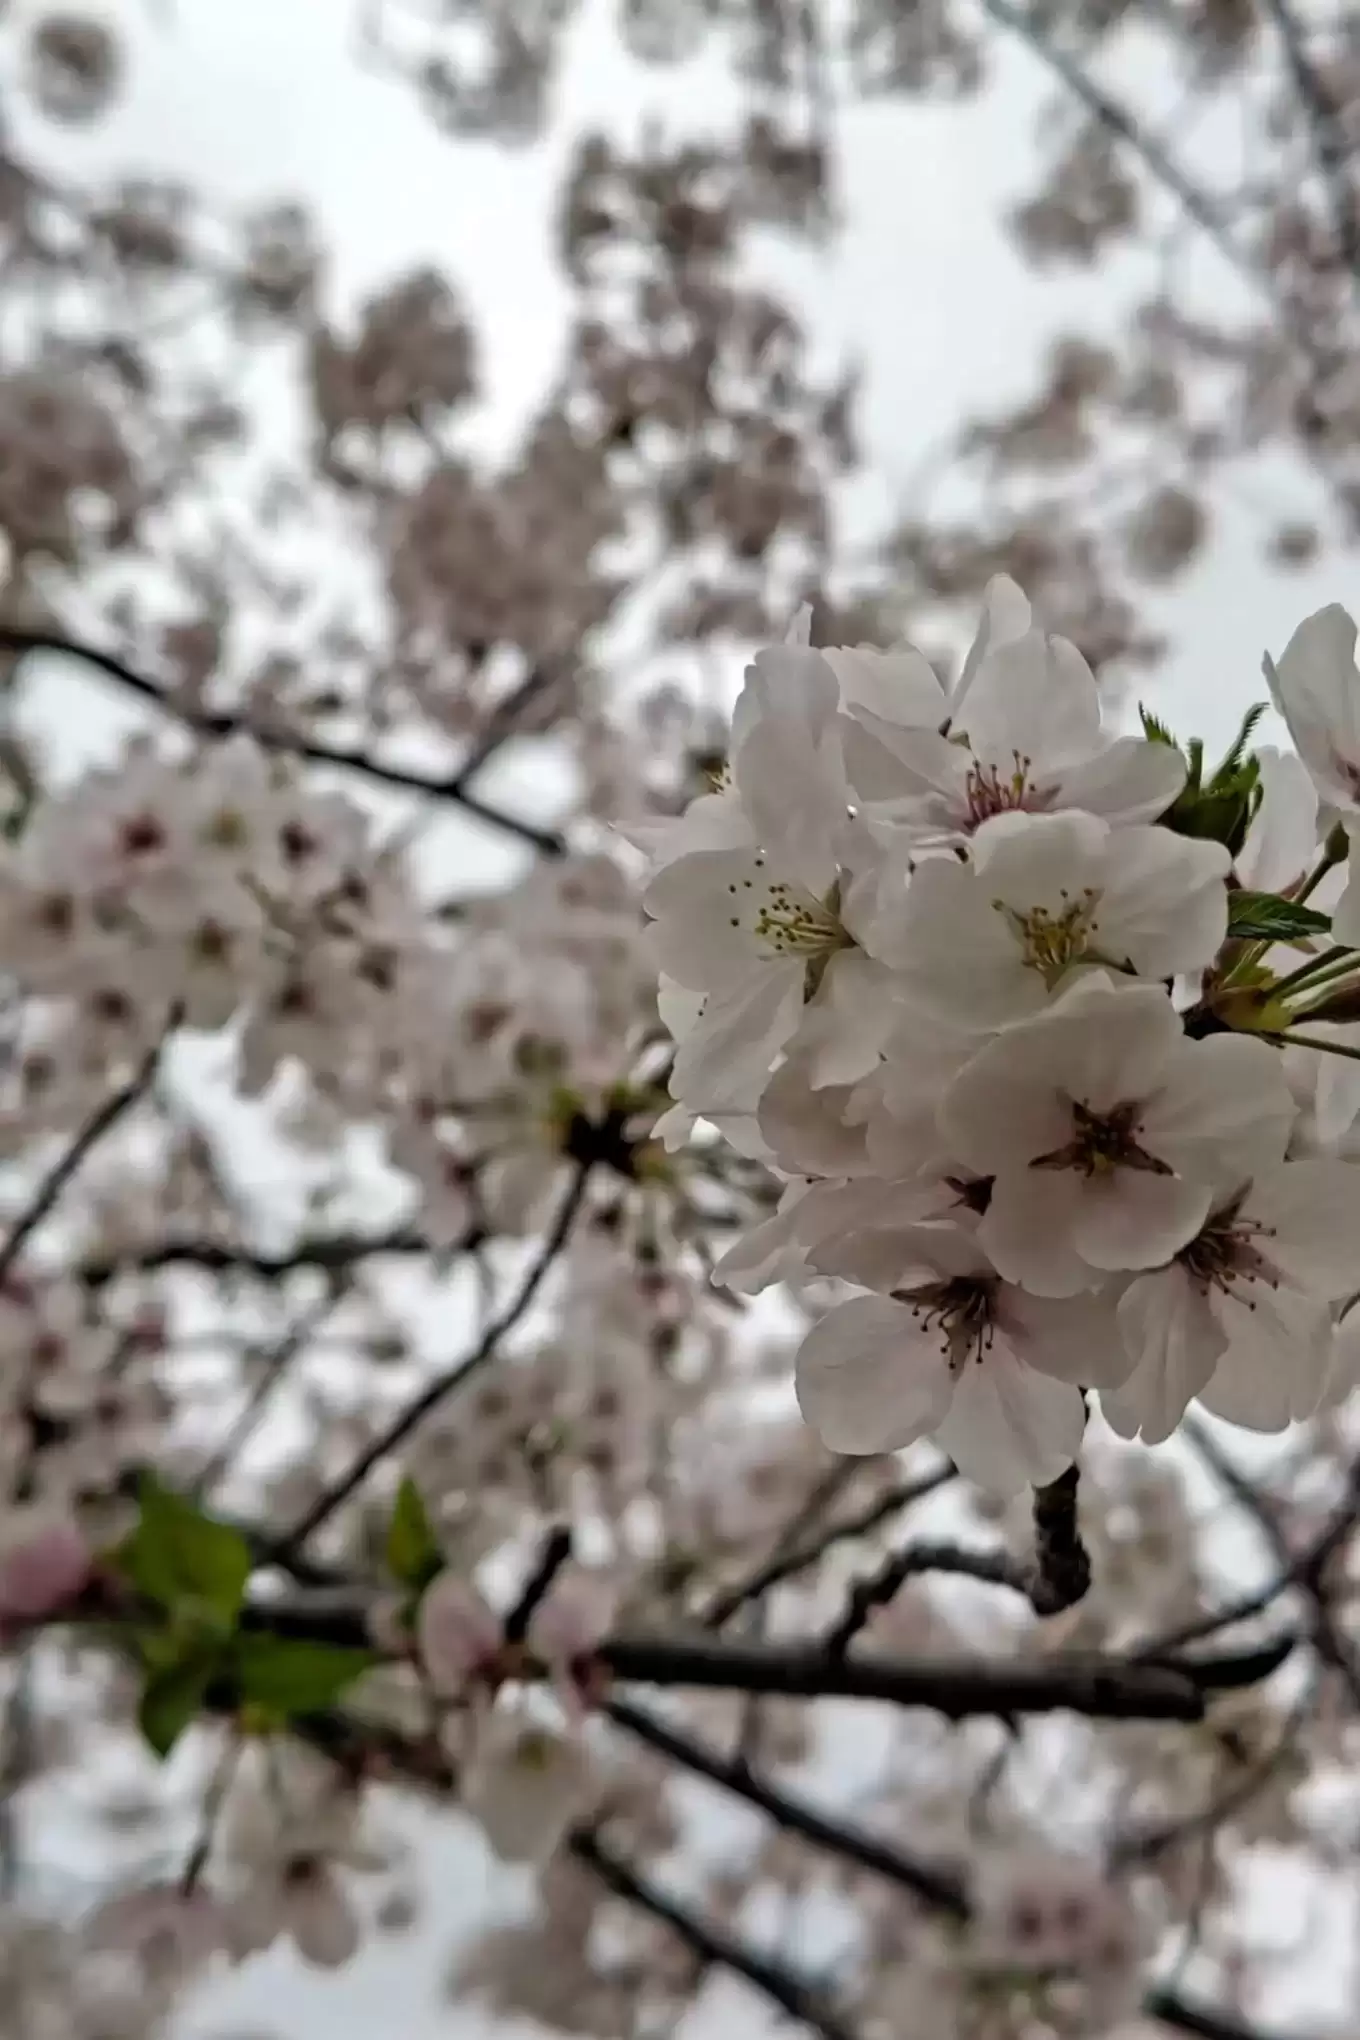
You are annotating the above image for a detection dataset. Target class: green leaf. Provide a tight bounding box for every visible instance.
[114,1475,252,1627]
[1227,892,1333,942]
[385,1476,442,1593]
[231,1634,377,1716]
[1138,704,1179,748]
[139,1656,215,1758]
[1211,701,1267,785]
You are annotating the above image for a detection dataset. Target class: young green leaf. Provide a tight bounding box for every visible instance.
[385,1476,442,1593]
[231,1634,378,1716]
[138,1656,215,1759]
[114,1475,252,1628]
[1138,704,1179,748]
[1227,892,1333,942]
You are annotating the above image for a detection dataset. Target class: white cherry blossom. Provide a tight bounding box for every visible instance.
[839,606,1184,844]
[939,975,1295,1295]
[886,810,1229,1030]
[1104,1159,1360,1439]
[794,1221,1110,1492]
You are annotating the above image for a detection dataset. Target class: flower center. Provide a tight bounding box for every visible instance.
[725,857,850,989]
[1031,1099,1172,1178]
[961,750,1055,830]
[995,886,1102,986]
[1177,1192,1279,1296]
[893,1273,999,1374]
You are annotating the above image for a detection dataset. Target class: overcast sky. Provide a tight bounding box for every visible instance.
[15,0,1353,2029]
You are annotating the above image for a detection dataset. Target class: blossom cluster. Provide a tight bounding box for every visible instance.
[644,580,1360,1492]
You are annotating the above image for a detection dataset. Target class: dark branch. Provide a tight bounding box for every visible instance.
[78,1224,480,1286]
[1028,1463,1091,1615]
[0,629,566,857]
[504,1526,573,1644]
[1260,0,1360,278]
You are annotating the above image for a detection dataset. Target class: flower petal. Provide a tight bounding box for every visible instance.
[795,1294,953,1454]
[1107,1268,1224,1444]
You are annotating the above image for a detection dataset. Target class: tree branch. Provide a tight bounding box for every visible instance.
[0,1034,167,1285]
[569,1830,858,2040]
[702,1463,956,1628]
[1260,0,1360,279]
[78,1223,481,1286]
[272,1160,591,1554]
[0,629,566,857]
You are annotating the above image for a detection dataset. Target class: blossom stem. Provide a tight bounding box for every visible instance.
[1262,1029,1360,1063]
[1266,946,1358,1001]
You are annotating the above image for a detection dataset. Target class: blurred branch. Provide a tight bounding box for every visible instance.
[271,1160,591,1554]
[1260,0,1360,277]
[79,1221,484,1285]
[0,628,566,856]
[702,1462,956,1627]
[0,1032,168,1286]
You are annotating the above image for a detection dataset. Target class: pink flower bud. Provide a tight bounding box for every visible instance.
[417,1572,500,1694]
[0,1519,92,1622]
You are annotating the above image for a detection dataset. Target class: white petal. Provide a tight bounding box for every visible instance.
[1051,736,1186,827]
[1107,1269,1224,1444]
[888,853,1046,1028]
[669,968,804,1114]
[1198,1282,1334,1431]
[960,630,1101,774]
[823,642,946,728]
[758,1057,871,1176]
[1095,826,1229,978]
[935,1350,1085,1496]
[1266,604,1360,810]
[1006,1287,1130,1387]
[730,645,847,889]
[644,848,807,991]
[289,1881,360,1970]
[1237,747,1318,893]
[795,1295,954,1454]
[1146,1035,1295,1190]
[789,950,898,1088]
[1071,1170,1212,1272]
[1248,1158,1360,1295]
[979,1174,1106,1297]
[949,574,1033,723]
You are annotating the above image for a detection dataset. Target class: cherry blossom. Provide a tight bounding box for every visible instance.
[1107,1161,1360,1440]
[794,1222,1110,1491]
[886,809,1230,1029]
[938,974,1295,1295]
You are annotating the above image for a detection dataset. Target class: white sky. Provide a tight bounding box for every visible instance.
[12,0,1356,2029]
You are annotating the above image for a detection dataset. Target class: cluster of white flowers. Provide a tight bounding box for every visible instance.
[643,581,1360,1492]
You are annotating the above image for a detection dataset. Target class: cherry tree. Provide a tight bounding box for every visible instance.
[0,4,1359,2039]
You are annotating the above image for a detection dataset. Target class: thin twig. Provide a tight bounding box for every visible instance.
[274,1161,591,1554]
[569,1831,857,2040]
[606,1697,968,1915]
[192,1289,344,1499]
[702,1463,955,1627]
[1260,0,1360,278]
[1185,1417,1360,1707]
[0,1035,167,1286]
[0,629,565,857]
